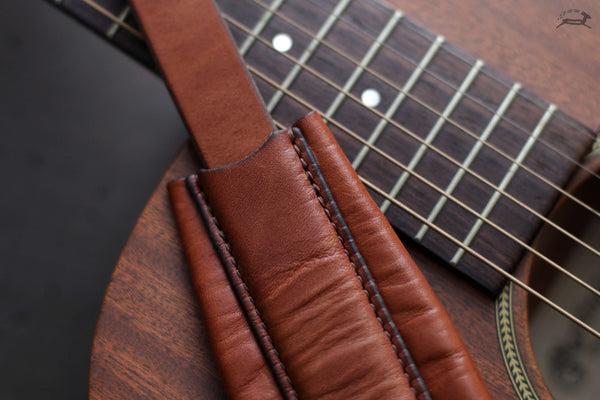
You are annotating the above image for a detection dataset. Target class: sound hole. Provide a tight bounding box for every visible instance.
[528,163,600,399]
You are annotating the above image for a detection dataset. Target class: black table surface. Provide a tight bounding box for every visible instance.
[0,2,186,399]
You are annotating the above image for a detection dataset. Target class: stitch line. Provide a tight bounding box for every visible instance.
[288,129,420,398]
[191,178,298,400]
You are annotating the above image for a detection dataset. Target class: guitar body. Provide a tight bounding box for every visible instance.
[87,0,600,398]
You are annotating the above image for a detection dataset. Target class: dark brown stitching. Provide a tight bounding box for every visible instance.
[288,129,420,398]
[189,177,298,400]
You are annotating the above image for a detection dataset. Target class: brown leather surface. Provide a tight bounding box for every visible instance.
[168,178,282,400]
[294,112,492,400]
[129,0,273,168]
[188,130,419,399]
[184,174,299,399]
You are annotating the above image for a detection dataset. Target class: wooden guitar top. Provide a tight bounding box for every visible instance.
[90,0,600,399]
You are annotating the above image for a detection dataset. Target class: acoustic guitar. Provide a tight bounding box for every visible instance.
[47,0,600,398]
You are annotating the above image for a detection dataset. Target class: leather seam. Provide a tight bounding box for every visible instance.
[288,128,422,398]
[187,175,298,400]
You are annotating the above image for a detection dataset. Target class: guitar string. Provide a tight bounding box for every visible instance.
[247,0,600,219]
[77,0,600,333]
[77,0,600,257]
[223,14,600,268]
[249,64,600,300]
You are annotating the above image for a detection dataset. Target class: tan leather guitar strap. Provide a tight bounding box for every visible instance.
[128,0,273,169]
[131,0,491,398]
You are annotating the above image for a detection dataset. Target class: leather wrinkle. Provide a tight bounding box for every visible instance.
[186,175,298,400]
[174,177,285,399]
[183,126,433,399]
[288,127,430,400]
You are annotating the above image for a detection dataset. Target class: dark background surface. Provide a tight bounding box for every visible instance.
[0,2,186,398]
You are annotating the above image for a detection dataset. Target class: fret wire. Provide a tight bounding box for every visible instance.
[79,0,143,39]
[248,65,600,300]
[242,0,600,218]
[238,0,285,56]
[359,177,600,340]
[415,82,521,241]
[324,11,403,118]
[265,0,352,113]
[590,137,600,157]
[225,13,600,265]
[106,5,131,39]
[451,104,556,265]
[351,35,444,171]
[379,58,483,215]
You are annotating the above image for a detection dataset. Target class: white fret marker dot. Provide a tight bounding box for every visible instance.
[361,88,381,108]
[272,33,293,53]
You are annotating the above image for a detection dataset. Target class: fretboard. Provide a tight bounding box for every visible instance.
[47,0,595,294]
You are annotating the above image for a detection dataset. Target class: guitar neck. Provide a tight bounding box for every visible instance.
[47,0,594,294]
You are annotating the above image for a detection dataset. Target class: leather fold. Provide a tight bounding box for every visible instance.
[169,178,282,400]
[168,113,491,400]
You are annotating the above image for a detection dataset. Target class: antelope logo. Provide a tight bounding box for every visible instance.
[556,9,592,29]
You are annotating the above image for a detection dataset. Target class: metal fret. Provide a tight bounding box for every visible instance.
[379,56,483,215]
[106,5,131,39]
[266,0,352,113]
[350,35,444,171]
[324,11,403,118]
[239,0,285,56]
[450,103,557,265]
[414,81,522,241]
[78,0,143,39]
